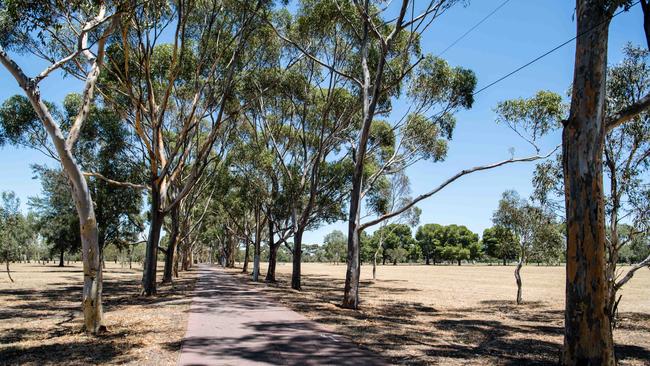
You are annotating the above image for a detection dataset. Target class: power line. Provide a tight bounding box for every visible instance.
[437,0,511,57]
[473,1,640,96]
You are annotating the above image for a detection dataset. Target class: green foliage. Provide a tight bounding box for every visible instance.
[29,167,81,259]
[323,230,346,263]
[0,95,58,149]
[482,226,518,264]
[408,55,476,111]
[0,191,35,264]
[618,225,650,264]
[416,223,481,265]
[492,190,562,265]
[371,223,417,264]
[495,90,565,151]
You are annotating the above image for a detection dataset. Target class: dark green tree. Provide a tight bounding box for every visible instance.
[482,226,518,265]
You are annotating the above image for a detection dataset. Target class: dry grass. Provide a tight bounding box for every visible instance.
[0,262,196,365]
[238,262,650,366]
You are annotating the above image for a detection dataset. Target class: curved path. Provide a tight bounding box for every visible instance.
[177,265,386,366]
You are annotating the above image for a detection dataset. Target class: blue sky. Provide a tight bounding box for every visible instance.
[0,1,646,244]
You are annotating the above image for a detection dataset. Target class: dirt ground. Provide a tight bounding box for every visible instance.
[0,262,196,365]
[238,262,650,366]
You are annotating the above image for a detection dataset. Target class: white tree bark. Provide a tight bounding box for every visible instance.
[0,9,116,334]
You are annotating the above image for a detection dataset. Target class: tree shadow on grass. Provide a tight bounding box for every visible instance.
[235,270,650,365]
[0,265,196,365]
[0,335,144,365]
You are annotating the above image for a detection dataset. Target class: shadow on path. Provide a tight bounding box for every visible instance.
[178,265,387,365]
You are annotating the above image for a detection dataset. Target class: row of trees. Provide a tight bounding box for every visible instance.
[1,0,649,363]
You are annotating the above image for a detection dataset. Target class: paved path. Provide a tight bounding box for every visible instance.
[177,265,386,366]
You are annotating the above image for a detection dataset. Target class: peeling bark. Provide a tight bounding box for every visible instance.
[562,1,615,364]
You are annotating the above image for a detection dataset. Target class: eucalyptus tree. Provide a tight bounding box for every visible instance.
[530,45,650,333]
[559,1,650,362]
[100,0,268,295]
[246,10,358,289]
[274,0,559,308]
[492,190,546,304]
[0,0,127,333]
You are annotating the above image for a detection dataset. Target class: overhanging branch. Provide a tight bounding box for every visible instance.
[83,172,150,191]
[606,92,650,132]
[359,145,561,231]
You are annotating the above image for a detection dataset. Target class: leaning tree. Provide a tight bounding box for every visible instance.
[0,0,127,333]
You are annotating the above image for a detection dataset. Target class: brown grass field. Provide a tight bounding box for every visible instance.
[0,262,196,365]
[240,262,650,366]
[1,261,648,365]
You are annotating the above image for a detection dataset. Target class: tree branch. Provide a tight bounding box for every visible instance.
[359,145,561,231]
[606,92,650,131]
[615,253,650,291]
[83,172,150,190]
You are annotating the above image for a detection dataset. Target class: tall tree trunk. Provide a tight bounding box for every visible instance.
[173,246,180,277]
[343,225,361,308]
[1,29,108,334]
[562,1,614,364]
[265,218,277,283]
[128,246,132,270]
[503,257,507,266]
[372,250,378,280]
[242,241,250,273]
[142,187,163,296]
[292,228,304,290]
[515,258,523,304]
[252,206,261,282]
[227,234,235,268]
[162,206,180,284]
[59,249,64,267]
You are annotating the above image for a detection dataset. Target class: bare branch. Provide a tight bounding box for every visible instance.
[83,172,150,191]
[359,145,561,231]
[614,253,650,291]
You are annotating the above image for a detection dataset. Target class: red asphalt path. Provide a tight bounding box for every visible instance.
[177,265,387,366]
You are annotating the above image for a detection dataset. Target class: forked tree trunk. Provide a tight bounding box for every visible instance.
[514,258,523,304]
[162,206,180,284]
[142,187,163,296]
[562,1,614,364]
[291,229,304,290]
